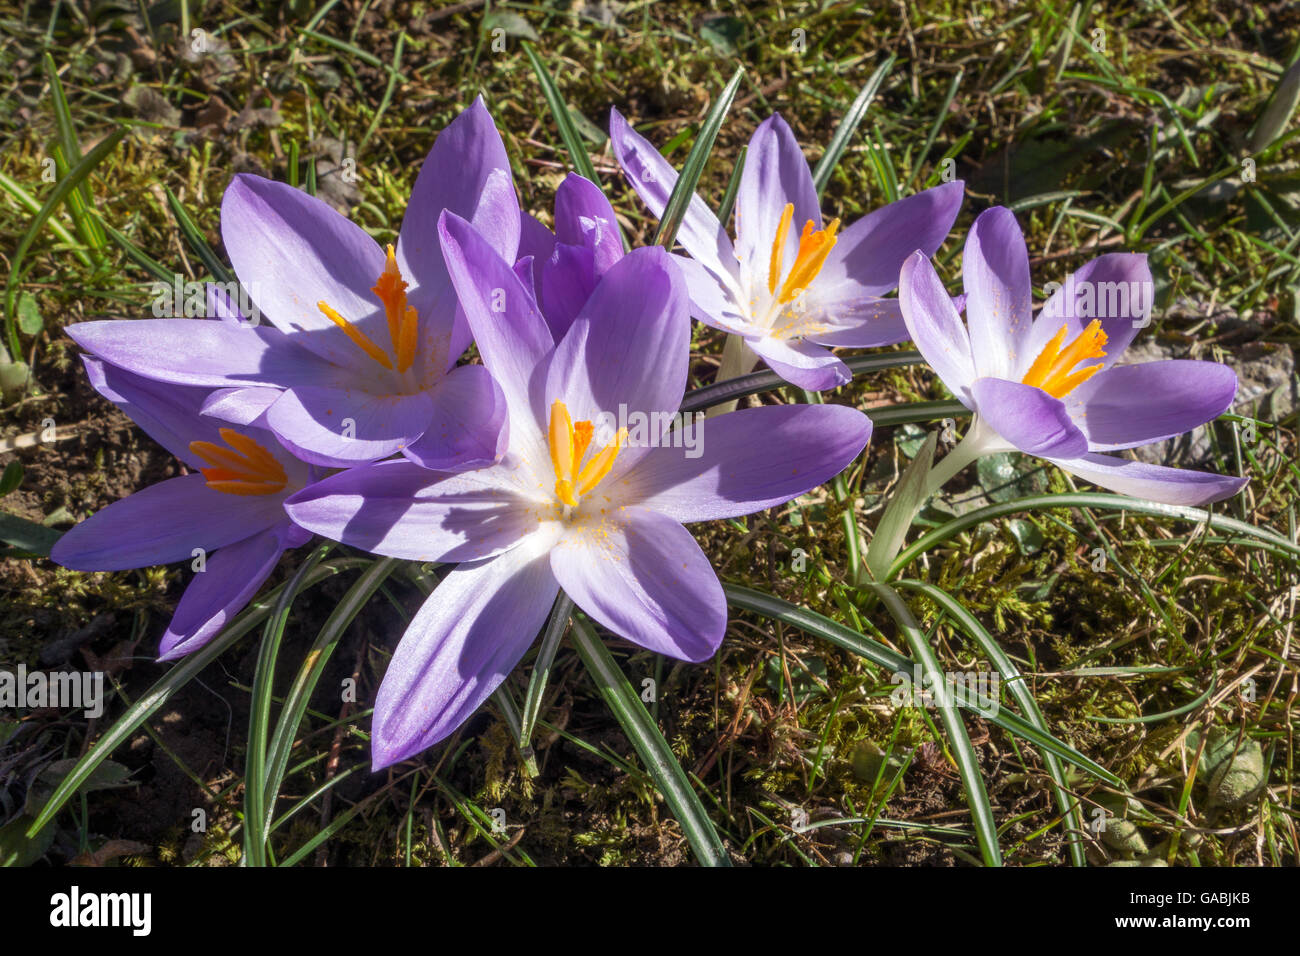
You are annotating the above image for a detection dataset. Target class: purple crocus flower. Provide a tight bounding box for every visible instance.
[62,98,517,472]
[898,206,1248,506]
[50,358,314,661]
[284,211,873,769]
[609,109,965,390]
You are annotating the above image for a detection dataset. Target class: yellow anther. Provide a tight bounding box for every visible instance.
[318,245,422,373]
[317,300,394,370]
[768,203,795,295]
[766,202,839,306]
[1022,320,1108,398]
[547,400,624,508]
[189,428,287,496]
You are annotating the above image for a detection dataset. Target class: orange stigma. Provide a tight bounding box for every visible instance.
[1021,320,1108,398]
[548,400,625,508]
[189,428,288,496]
[317,244,419,372]
[767,203,839,305]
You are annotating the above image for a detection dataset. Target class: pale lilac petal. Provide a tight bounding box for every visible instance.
[799,296,909,348]
[66,318,330,389]
[220,174,389,367]
[158,526,289,660]
[734,114,820,283]
[402,363,509,471]
[439,210,552,464]
[371,532,560,768]
[608,404,871,522]
[608,108,738,280]
[552,507,725,662]
[817,181,965,296]
[963,207,1033,380]
[206,282,252,325]
[49,474,285,571]
[970,378,1089,458]
[746,334,850,391]
[1026,253,1153,373]
[284,458,540,563]
[265,386,435,466]
[545,247,690,446]
[1047,453,1249,506]
[1065,360,1237,451]
[671,255,749,333]
[518,211,556,264]
[201,386,281,429]
[899,251,976,401]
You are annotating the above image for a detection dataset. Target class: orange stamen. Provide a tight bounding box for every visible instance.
[768,203,795,295]
[1022,320,1109,398]
[189,428,287,496]
[547,400,624,508]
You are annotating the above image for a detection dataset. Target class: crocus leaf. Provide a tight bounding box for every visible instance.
[0,461,22,497]
[570,615,731,867]
[812,53,896,197]
[0,510,61,556]
[16,291,42,336]
[864,431,937,582]
[165,185,235,284]
[1250,54,1300,153]
[867,581,1002,866]
[653,66,744,249]
[522,41,600,184]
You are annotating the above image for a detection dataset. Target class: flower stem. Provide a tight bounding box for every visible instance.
[922,415,991,499]
[706,334,760,418]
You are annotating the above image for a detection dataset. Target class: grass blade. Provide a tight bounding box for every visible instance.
[4,125,125,359]
[43,53,107,254]
[519,594,573,753]
[164,186,235,284]
[522,41,599,183]
[722,583,1122,786]
[678,350,924,413]
[812,54,896,197]
[570,615,731,866]
[261,556,399,844]
[896,579,1086,866]
[863,431,937,582]
[867,581,1002,866]
[25,556,371,838]
[889,492,1298,579]
[244,543,333,866]
[653,66,744,248]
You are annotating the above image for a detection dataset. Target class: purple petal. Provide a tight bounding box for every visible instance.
[519,211,557,264]
[817,181,965,296]
[201,386,282,429]
[734,114,820,284]
[608,108,737,280]
[963,207,1033,380]
[284,458,539,563]
[1066,359,1237,451]
[402,363,509,471]
[66,318,329,389]
[221,174,389,368]
[49,474,286,571]
[371,534,559,768]
[1047,453,1248,506]
[158,526,289,660]
[800,296,909,348]
[398,97,519,289]
[538,242,598,340]
[970,378,1089,458]
[898,251,976,400]
[265,386,435,466]
[551,507,725,662]
[545,247,690,457]
[1026,253,1153,373]
[439,210,553,462]
[746,334,850,391]
[609,403,872,522]
[81,356,209,467]
[206,282,252,326]
[553,173,623,276]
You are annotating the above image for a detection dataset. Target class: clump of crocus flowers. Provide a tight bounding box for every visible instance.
[51,98,1247,771]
